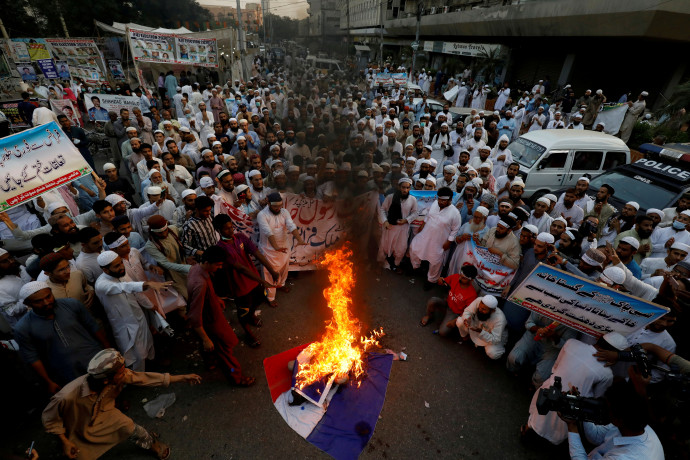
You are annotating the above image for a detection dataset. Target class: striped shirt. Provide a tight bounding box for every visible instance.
[181,216,218,256]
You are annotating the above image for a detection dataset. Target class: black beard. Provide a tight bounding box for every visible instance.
[474,136,482,142]
[494,230,508,239]
[230,127,238,132]
[477,311,492,321]
[419,171,429,179]
[638,229,653,239]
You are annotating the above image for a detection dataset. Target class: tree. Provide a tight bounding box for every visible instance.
[261,14,299,43]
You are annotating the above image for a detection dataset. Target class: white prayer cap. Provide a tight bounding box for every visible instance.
[270,144,280,152]
[596,121,605,128]
[646,208,664,218]
[176,86,182,91]
[522,224,539,235]
[481,295,498,309]
[97,251,119,267]
[475,206,489,217]
[229,117,237,122]
[682,210,690,218]
[248,169,262,178]
[600,267,626,286]
[641,91,649,97]
[206,133,217,140]
[325,163,337,170]
[544,193,557,203]
[555,111,561,115]
[235,184,249,195]
[0,248,7,257]
[419,159,431,166]
[443,165,456,173]
[625,201,640,211]
[105,194,130,208]
[288,165,300,173]
[620,236,640,250]
[146,186,162,195]
[179,126,191,133]
[671,242,690,252]
[47,201,68,214]
[553,216,567,225]
[236,136,246,141]
[126,127,137,132]
[103,163,117,172]
[19,281,51,303]
[510,179,525,188]
[602,331,628,351]
[209,141,221,148]
[406,156,417,162]
[273,169,286,178]
[303,176,316,182]
[441,123,448,128]
[430,159,438,167]
[181,189,197,199]
[479,146,491,152]
[596,89,602,95]
[498,134,510,143]
[536,232,555,244]
[199,177,214,188]
[357,170,369,178]
[163,120,173,125]
[424,144,433,151]
[536,197,551,205]
[387,129,397,134]
[576,176,590,183]
[573,113,583,119]
[399,177,413,185]
[339,162,352,171]
[538,79,543,82]
[479,162,492,170]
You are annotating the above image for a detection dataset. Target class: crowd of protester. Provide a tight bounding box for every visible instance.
[0,56,687,459]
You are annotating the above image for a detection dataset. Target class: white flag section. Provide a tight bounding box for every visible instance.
[443,86,459,102]
[0,122,92,212]
[593,104,628,135]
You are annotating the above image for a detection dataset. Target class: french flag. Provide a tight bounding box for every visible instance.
[263,344,394,460]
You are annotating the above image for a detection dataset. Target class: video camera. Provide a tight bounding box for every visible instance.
[536,376,609,425]
[617,344,651,378]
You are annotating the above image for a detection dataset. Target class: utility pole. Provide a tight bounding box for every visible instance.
[411,0,422,76]
[345,0,350,57]
[379,0,384,68]
[235,0,248,81]
[0,17,9,40]
[55,0,70,37]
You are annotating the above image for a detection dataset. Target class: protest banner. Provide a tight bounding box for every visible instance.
[8,40,30,62]
[11,39,51,61]
[36,59,58,79]
[108,60,125,80]
[175,36,219,68]
[84,93,143,122]
[72,65,106,85]
[0,121,93,212]
[507,263,669,338]
[55,61,71,80]
[129,29,176,65]
[50,99,82,127]
[454,238,516,295]
[374,73,393,86]
[409,190,458,230]
[593,104,628,135]
[46,39,106,78]
[16,63,36,81]
[0,100,35,128]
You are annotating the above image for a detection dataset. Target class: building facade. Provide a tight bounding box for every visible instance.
[204,3,263,33]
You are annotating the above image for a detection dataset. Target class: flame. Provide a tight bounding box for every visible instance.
[295,246,383,389]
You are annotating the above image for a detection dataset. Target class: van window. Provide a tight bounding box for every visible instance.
[571,151,603,171]
[602,151,627,170]
[510,137,547,168]
[539,151,568,169]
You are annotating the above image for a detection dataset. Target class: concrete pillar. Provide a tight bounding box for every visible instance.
[557,54,575,86]
[654,62,687,111]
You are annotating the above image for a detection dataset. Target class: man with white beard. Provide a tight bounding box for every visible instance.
[378,178,418,272]
[488,135,513,178]
[409,187,462,290]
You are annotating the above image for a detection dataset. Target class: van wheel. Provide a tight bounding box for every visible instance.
[529,190,548,208]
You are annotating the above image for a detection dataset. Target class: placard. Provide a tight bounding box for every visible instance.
[50,99,82,127]
[0,100,35,128]
[16,63,36,81]
[55,61,71,80]
[108,59,125,80]
[84,93,143,122]
[37,59,58,79]
[11,38,51,61]
[129,29,176,64]
[507,264,669,337]
[175,36,218,68]
[46,39,104,68]
[0,122,92,211]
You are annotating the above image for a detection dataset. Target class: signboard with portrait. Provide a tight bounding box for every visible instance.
[175,36,218,68]
[129,29,176,65]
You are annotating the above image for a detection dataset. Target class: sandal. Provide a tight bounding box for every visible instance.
[235,376,256,387]
[419,316,430,327]
[151,440,171,460]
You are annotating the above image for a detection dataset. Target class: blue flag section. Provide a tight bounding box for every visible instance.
[306,353,394,460]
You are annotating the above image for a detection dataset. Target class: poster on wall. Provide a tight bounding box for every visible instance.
[84,93,143,122]
[129,29,176,64]
[72,65,106,85]
[55,61,71,80]
[11,38,51,61]
[50,99,83,127]
[108,60,125,80]
[0,100,36,128]
[16,63,37,81]
[36,59,58,79]
[45,39,104,68]
[175,36,218,67]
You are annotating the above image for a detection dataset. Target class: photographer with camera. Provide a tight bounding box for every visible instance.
[560,380,664,459]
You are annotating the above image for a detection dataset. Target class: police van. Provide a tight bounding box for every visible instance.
[567,144,690,213]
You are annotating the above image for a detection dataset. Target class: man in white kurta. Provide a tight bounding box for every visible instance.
[488,135,513,178]
[94,251,170,371]
[454,84,468,108]
[528,197,555,234]
[409,188,461,286]
[456,295,507,359]
[618,92,647,143]
[256,193,306,306]
[378,178,418,270]
[0,249,33,330]
[527,335,622,445]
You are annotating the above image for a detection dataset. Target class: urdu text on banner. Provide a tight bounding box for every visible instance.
[0,122,93,212]
[507,263,669,338]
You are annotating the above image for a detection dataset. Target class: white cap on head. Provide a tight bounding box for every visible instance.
[596,89,602,95]
[602,331,628,351]
[682,210,690,218]
[47,201,68,214]
[103,163,116,172]
[19,281,50,303]
[430,159,438,167]
[553,216,567,225]
[248,169,262,178]
[443,165,456,173]
[146,186,162,195]
[482,295,498,309]
[620,236,640,250]
[544,193,557,203]
[126,127,137,132]
[181,189,197,199]
[475,206,489,217]
[577,176,590,183]
[199,177,214,188]
[641,91,649,97]
[671,242,690,252]
[536,232,555,244]
[522,224,539,235]
[426,176,436,184]
[647,208,664,218]
[600,266,626,286]
[97,250,119,267]
[626,201,640,211]
[212,141,222,147]
[536,197,551,205]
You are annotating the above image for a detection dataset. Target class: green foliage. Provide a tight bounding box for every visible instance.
[628,121,654,150]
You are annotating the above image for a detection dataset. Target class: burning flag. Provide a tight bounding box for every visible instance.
[263,246,394,460]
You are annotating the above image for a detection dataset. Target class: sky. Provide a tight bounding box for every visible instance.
[198,0,309,20]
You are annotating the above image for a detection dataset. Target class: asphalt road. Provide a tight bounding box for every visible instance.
[6,265,566,460]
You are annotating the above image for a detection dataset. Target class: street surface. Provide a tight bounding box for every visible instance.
[9,266,563,459]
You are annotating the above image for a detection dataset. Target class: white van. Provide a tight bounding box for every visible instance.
[305,56,343,75]
[509,130,630,200]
